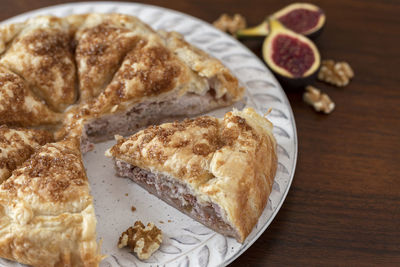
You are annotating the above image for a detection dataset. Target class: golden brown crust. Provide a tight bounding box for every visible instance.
[51,14,243,144]
[158,30,244,101]
[0,140,104,266]
[0,16,77,112]
[1,13,243,141]
[0,125,53,183]
[0,22,24,54]
[0,12,246,264]
[80,31,210,117]
[75,13,155,101]
[0,66,63,126]
[106,108,277,242]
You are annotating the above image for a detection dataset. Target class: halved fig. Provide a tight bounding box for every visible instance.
[236,3,325,38]
[262,19,320,87]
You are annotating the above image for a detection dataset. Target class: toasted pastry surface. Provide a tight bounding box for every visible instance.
[0,12,247,265]
[0,66,62,127]
[0,140,103,266]
[54,14,243,144]
[0,125,53,183]
[0,16,77,112]
[106,108,277,242]
[75,13,155,101]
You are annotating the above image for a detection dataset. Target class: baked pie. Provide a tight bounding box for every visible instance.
[106,108,277,242]
[56,13,243,150]
[0,125,53,183]
[0,139,103,266]
[0,11,275,266]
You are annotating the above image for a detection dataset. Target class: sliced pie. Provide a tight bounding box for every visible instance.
[0,16,77,111]
[0,139,103,266]
[0,11,249,265]
[106,108,277,242]
[0,66,62,127]
[0,125,53,183]
[56,27,243,150]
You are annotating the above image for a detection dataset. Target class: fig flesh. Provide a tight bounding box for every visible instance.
[262,19,320,86]
[236,3,325,38]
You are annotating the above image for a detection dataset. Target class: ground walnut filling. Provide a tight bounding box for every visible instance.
[81,91,227,146]
[114,160,238,238]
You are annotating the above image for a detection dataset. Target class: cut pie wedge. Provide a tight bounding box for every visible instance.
[106,108,277,242]
[0,125,53,183]
[57,27,243,151]
[0,16,77,111]
[0,139,104,266]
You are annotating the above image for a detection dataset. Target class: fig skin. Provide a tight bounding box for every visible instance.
[273,68,319,89]
[236,3,326,39]
[262,19,321,87]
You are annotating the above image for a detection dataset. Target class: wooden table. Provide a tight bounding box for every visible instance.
[1,0,399,266]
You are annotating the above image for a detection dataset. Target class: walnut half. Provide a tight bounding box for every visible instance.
[118,221,162,260]
[318,60,354,87]
[213,14,247,35]
[303,86,335,114]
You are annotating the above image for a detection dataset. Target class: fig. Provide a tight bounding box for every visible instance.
[236,3,325,38]
[262,19,320,87]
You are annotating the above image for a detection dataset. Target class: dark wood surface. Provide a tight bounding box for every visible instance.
[1,0,399,266]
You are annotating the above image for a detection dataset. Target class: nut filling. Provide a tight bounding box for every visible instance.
[81,91,228,151]
[114,160,238,238]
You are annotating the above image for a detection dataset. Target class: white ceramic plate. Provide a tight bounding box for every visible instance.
[0,2,297,266]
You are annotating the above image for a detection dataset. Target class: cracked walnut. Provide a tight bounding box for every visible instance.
[318,60,354,87]
[118,221,162,260]
[303,86,335,114]
[213,14,247,35]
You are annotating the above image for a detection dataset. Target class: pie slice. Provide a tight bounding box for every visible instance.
[0,125,53,183]
[74,13,154,101]
[56,26,243,151]
[0,139,103,266]
[106,108,277,242]
[0,66,63,127]
[0,16,77,111]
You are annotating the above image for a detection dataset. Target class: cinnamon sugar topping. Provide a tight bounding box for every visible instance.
[0,67,61,126]
[0,126,53,183]
[106,110,260,183]
[2,142,87,202]
[0,17,77,111]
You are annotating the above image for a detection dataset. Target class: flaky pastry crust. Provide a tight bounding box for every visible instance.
[0,12,246,265]
[0,16,77,112]
[106,108,277,242]
[0,139,104,266]
[74,13,154,101]
[53,13,243,144]
[0,66,63,127]
[0,125,53,183]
